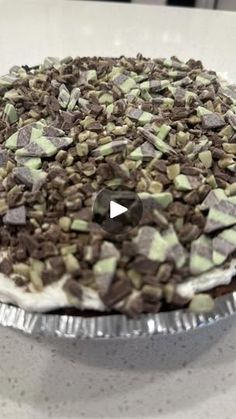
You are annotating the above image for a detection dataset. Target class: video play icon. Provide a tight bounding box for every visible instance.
[110,201,128,219]
[93,188,142,235]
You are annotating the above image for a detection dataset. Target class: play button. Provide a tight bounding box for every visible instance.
[110,201,128,219]
[93,188,142,235]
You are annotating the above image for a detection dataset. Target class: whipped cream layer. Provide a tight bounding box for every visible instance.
[0,273,105,313]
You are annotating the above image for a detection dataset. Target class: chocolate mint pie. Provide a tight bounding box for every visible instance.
[0,55,236,317]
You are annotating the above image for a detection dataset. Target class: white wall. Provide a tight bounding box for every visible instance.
[217,0,236,10]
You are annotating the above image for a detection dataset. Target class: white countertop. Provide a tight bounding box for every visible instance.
[0,1,236,418]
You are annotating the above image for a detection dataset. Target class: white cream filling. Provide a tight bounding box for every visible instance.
[0,256,236,312]
[0,273,105,313]
[176,259,236,299]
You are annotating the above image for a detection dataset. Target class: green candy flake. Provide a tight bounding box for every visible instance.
[163,226,186,268]
[15,156,42,169]
[174,174,199,191]
[129,141,161,161]
[93,256,118,295]
[200,188,227,210]
[112,73,136,94]
[99,93,114,105]
[138,192,173,208]
[127,107,154,125]
[196,73,215,87]
[13,167,47,188]
[67,88,81,111]
[134,226,168,262]
[106,103,114,116]
[92,139,128,157]
[163,58,188,70]
[138,126,175,154]
[157,124,171,141]
[152,96,174,109]
[58,84,70,109]
[204,199,236,233]
[139,79,170,92]
[190,235,215,275]
[2,103,18,124]
[129,88,140,97]
[0,73,18,87]
[86,70,97,82]
[228,163,236,173]
[5,120,64,151]
[219,124,234,139]
[42,56,61,70]
[71,219,89,232]
[196,106,212,117]
[15,136,73,157]
[93,257,117,276]
[213,226,236,265]
[189,294,215,314]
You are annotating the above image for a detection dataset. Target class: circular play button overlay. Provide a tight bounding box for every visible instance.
[93,188,143,235]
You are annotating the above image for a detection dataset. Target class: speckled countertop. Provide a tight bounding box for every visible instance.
[0,318,236,419]
[1,1,236,418]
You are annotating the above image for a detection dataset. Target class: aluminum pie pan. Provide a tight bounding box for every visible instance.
[0,291,235,339]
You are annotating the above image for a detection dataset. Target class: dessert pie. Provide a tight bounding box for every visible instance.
[0,54,236,317]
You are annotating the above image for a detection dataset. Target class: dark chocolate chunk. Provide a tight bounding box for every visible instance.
[63,279,82,300]
[3,206,26,225]
[202,113,225,129]
[0,256,13,275]
[0,150,8,167]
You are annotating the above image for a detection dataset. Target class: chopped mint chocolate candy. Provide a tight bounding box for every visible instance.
[63,279,82,303]
[213,226,236,265]
[162,225,186,268]
[139,79,170,92]
[174,174,202,191]
[168,86,197,104]
[13,167,47,189]
[15,136,73,157]
[15,156,42,169]
[219,84,236,103]
[138,192,173,209]
[162,58,189,70]
[2,103,18,124]
[134,226,168,262]
[58,84,70,109]
[189,294,215,313]
[228,113,236,131]
[0,150,8,168]
[204,198,236,233]
[200,189,227,210]
[92,139,128,157]
[93,241,120,296]
[5,121,64,151]
[196,73,216,86]
[126,107,154,125]
[202,113,225,129]
[138,126,175,154]
[3,206,26,226]
[93,257,118,296]
[190,235,214,275]
[129,141,161,161]
[112,73,136,94]
[199,150,212,168]
[68,87,81,111]
[0,54,236,317]
[70,219,89,232]
[100,241,120,260]
[0,73,18,87]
